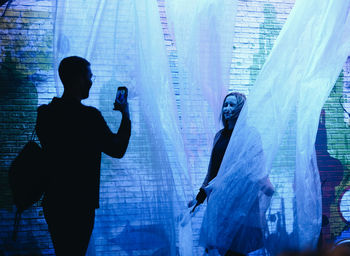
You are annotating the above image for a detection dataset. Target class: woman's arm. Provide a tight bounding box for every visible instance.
[190,130,223,209]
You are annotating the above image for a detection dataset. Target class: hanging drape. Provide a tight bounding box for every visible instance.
[54,0,239,255]
[165,1,238,254]
[201,0,350,255]
[165,0,237,183]
[54,1,192,255]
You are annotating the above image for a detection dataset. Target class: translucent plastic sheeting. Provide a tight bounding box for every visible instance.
[165,1,238,254]
[165,0,237,184]
[54,1,192,255]
[202,0,350,255]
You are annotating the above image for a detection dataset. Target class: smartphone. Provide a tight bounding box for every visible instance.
[114,86,128,110]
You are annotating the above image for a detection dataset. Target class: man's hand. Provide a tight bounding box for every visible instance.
[114,101,130,119]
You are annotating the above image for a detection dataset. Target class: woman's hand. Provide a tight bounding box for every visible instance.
[188,188,207,213]
[195,188,207,204]
[260,177,274,197]
[188,199,196,208]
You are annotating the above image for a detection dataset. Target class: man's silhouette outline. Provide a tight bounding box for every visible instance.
[36,56,131,255]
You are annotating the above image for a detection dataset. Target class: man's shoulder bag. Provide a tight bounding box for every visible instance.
[8,130,46,241]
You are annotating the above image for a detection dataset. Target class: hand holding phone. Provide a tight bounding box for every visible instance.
[114,86,128,111]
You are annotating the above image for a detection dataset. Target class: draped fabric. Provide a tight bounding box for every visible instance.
[202,0,350,255]
[54,1,192,255]
[165,1,238,254]
[54,0,238,255]
[165,0,237,177]
[165,0,237,125]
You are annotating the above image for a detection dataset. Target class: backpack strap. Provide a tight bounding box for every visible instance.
[30,127,36,142]
[12,209,22,241]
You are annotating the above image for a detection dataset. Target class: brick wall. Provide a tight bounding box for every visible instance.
[0,0,349,255]
[0,1,55,255]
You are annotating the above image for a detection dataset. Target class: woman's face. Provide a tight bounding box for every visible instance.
[222,95,238,121]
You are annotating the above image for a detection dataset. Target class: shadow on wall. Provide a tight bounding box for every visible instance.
[108,222,171,256]
[0,7,53,213]
[0,53,47,254]
[316,109,344,244]
[0,6,54,253]
[0,52,38,211]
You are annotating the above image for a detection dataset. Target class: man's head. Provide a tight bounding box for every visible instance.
[58,56,93,100]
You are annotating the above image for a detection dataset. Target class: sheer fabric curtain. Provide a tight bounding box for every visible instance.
[165,0,237,127]
[202,0,350,255]
[165,1,237,180]
[54,1,191,255]
[165,2,238,254]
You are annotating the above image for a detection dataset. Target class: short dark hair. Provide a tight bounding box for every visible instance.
[58,56,90,87]
[221,92,246,128]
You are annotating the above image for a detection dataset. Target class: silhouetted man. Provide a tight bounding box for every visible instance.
[36,56,131,255]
